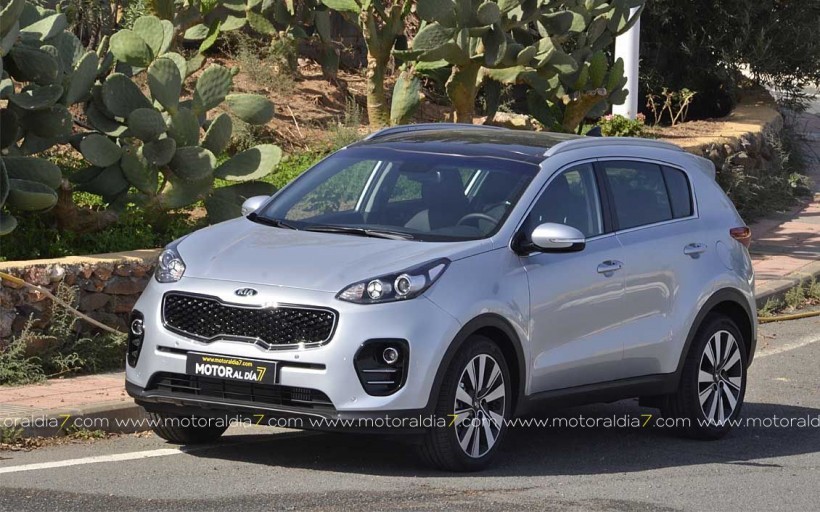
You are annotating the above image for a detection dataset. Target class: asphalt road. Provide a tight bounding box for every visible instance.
[1,315,819,512]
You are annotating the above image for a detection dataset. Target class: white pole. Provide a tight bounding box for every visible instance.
[612,7,641,119]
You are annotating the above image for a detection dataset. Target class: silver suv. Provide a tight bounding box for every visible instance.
[126,125,756,471]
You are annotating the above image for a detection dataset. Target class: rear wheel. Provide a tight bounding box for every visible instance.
[148,412,229,444]
[419,336,512,471]
[663,314,748,439]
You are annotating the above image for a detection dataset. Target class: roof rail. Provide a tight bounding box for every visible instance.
[544,136,684,157]
[362,123,504,141]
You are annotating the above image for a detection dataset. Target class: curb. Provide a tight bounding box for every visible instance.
[4,401,148,438]
[755,260,820,309]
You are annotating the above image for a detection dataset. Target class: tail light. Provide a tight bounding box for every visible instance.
[730,226,751,248]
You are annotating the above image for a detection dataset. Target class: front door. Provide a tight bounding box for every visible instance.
[521,163,627,393]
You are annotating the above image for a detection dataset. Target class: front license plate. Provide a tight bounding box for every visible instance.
[186,352,278,385]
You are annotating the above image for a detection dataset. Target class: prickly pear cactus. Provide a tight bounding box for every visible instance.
[73,15,282,222]
[320,0,413,128]
[0,0,104,234]
[395,0,643,128]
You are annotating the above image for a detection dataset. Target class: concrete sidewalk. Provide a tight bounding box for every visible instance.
[2,112,820,439]
[750,111,820,306]
[0,373,146,438]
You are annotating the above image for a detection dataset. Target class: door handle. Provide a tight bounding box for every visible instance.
[597,260,623,274]
[684,243,708,256]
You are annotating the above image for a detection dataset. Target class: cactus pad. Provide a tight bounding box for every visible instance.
[193,65,233,114]
[8,84,63,110]
[214,144,281,181]
[201,112,233,155]
[142,137,176,166]
[225,94,274,125]
[80,133,123,167]
[170,146,216,181]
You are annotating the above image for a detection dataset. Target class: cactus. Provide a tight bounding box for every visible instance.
[1,1,103,234]
[71,16,282,222]
[320,0,412,128]
[397,0,644,128]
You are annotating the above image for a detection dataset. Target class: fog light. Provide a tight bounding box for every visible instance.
[382,347,400,365]
[127,311,145,368]
[130,318,144,337]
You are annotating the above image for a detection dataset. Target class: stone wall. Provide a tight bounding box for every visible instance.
[657,88,784,180]
[0,250,159,340]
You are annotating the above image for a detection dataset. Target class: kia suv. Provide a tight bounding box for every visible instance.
[126,124,756,471]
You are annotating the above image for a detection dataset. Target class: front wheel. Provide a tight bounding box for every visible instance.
[148,412,229,444]
[662,314,748,439]
[419,336,512,471]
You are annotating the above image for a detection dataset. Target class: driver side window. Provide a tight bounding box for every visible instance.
[524,164,604,238]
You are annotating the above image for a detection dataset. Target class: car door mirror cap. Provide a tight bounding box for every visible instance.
[530,223,586,253]
[241,195,270,217]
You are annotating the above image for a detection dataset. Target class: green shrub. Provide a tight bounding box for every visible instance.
[0,284,126,386]
[0,202,201,261]
[598,114,647,137]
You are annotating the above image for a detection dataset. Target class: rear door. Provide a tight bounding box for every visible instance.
[598,159,705,377]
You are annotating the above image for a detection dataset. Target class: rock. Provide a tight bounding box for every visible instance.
[114,265,132,277]
[80,293,110,312]
[87,311,127,333]
[93,264,114,281]
[111,295,138,314]
[104,277,147,296]
[78,278,105,293]
[0,308,15,338]
[49,264,66,283]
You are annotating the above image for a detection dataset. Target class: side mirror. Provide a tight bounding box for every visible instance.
[240,195,270,217]
[529,223,586,252]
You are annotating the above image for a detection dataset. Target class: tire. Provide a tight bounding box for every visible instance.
[662,313,748,439]
[148,412,229,444]
[419,336,512,471]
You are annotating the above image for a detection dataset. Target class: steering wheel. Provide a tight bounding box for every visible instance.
[456,212,500,227]
[481,200,512,213]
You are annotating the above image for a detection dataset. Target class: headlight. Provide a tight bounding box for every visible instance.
[155,246,186,283]
[337,259,449,304]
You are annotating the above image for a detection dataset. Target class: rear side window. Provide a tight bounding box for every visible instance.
[662,166,693,218]
[602,161,672,230]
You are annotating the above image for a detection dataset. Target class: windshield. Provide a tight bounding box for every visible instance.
[257,147,540,242]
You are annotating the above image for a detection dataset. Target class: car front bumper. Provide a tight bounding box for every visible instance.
[125,276,462,419]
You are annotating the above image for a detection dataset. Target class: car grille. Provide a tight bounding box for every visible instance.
[162,292,336,349]
[148,372,335,411]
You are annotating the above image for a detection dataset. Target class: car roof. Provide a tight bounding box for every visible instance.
[354,124,684,165]
[353,125,582,164]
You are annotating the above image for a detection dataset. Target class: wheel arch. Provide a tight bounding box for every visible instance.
[426,314,527,417]
[674,287,756,384]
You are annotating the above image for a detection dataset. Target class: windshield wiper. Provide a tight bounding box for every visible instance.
[247,213,298,230]
[304,225,414,240]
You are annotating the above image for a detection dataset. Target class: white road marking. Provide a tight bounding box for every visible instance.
[757,333,820,359]
[0,448,184,475]
[0,430,318,475]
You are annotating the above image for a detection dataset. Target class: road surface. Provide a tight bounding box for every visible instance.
[1,315,819,511]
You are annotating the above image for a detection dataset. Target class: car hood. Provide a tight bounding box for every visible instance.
[177,218,492,292]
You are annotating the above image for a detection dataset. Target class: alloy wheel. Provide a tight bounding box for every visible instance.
[698,330,743,425]
[452,354,506,458]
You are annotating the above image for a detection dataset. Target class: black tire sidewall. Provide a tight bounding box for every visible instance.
[425,336,512,471]
[676,314,748,438]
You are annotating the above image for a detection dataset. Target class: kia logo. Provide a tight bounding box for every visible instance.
[235,288,258,297]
